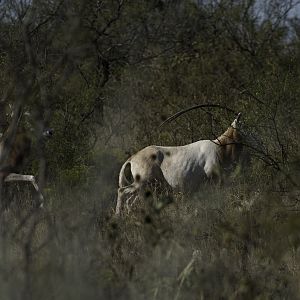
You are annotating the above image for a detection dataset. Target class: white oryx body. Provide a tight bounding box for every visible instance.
[121,141,219,192]
[116,113,242,215]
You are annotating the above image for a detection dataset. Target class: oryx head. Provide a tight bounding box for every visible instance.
[231,112,242,129]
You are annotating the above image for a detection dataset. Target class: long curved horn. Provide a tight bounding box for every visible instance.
[159,104,237,128]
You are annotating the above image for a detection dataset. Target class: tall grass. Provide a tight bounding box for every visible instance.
[0,168,299,300]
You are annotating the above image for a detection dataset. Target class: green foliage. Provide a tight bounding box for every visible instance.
[0,0,300,299]
[59,164,90,187]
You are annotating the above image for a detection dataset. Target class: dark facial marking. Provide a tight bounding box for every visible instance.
[151,154,157,160]
[166,151,171,156]
[135,174,141,181]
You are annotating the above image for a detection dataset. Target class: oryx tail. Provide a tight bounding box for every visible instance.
[119,160,133,187]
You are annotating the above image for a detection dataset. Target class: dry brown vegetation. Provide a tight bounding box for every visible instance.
[0,0,300,299]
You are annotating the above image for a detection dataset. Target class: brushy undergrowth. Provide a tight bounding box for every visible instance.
[0,172,299,300]
[0,1,300,299]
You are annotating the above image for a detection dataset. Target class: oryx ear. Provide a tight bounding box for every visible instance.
[231,112,241,128]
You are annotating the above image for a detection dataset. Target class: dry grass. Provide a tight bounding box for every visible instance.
[0,175,299,300]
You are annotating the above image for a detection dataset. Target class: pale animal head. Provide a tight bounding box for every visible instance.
[216,112,243,167]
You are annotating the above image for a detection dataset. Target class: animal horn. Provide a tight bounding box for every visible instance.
[159,104,237,128]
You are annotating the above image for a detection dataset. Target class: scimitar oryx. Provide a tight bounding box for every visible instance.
[116,112,242,215]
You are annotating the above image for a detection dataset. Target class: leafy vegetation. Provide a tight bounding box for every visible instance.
[0,0,299,299]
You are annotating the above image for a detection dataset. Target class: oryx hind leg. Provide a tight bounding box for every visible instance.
[116,184,139,215]
[4,173,44,207]
[125,194,137,213]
